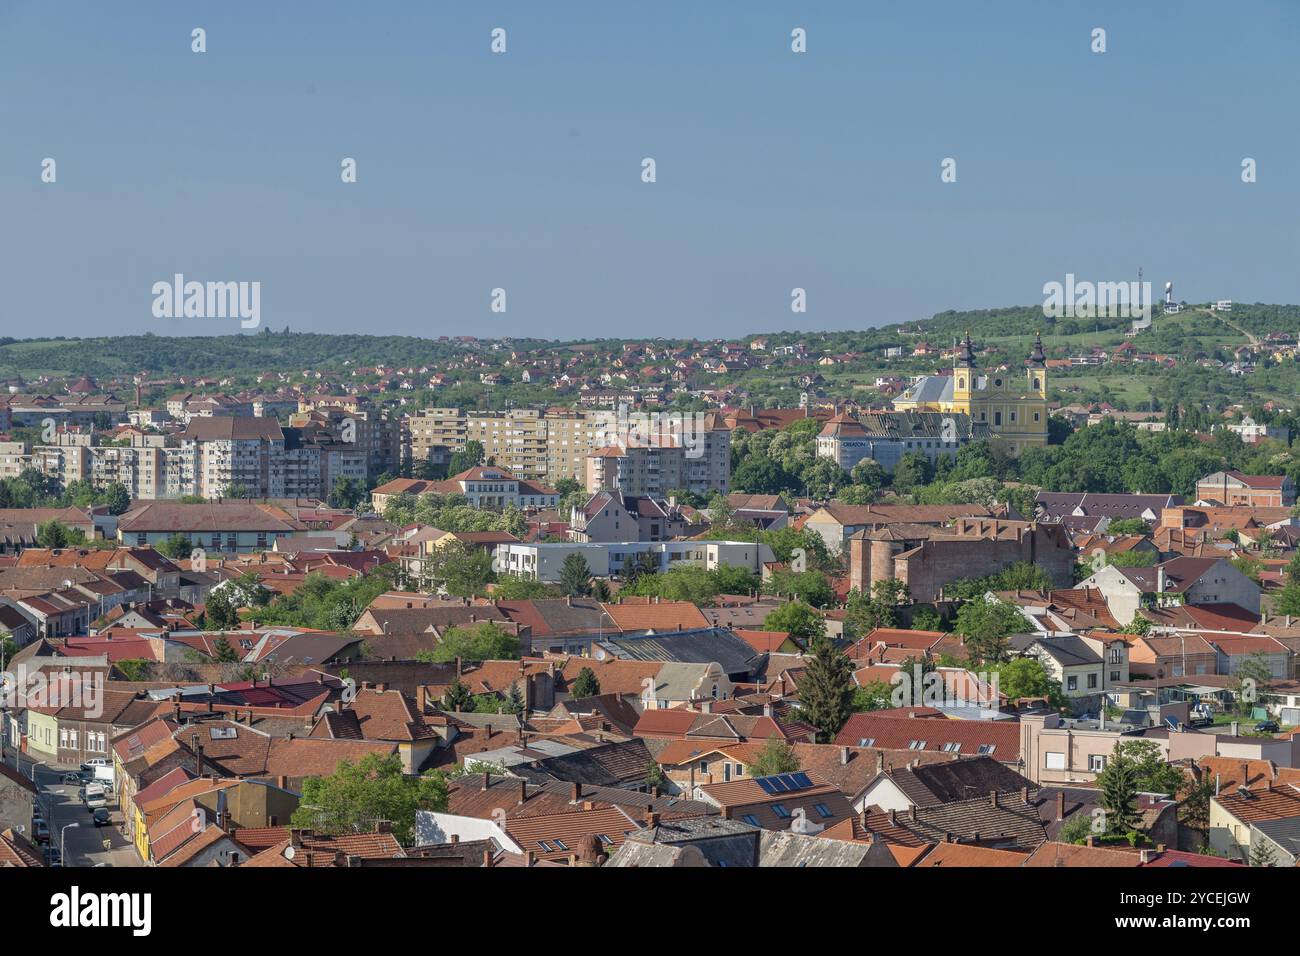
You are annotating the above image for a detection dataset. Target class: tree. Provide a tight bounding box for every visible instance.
[954,599,1024,664]
[796,634,856,741]
[423,622,520,663]
[732,454,799,495]
[441,678,473,712]
[764,600,826,643]
[1105,518,1151,537]
[204,588,240,631]
[559,552,593,597]
[36,519,80,549]
[645,760,668,792]
[155,533,194,559]
[892,453,933,495]
[425,541,495,597]
[749,738,800,777]
[1097,747,1143,835]
[491,576,554,600]
[763,569,835,607]
[102,482,132,516]
[1057,812,1094,844]
[447,440,485,477]
[706,492,734,528]
[910,605,943,632]
[212,636,240,663]
[1232,651,1272,716]
[851,680,894,712]
[291,752,448,845]
[1112,739,1184,797]
[991,658,1062,707]
[329,476,366,510]
[571,666,601,698]
[1250,837,1278,867]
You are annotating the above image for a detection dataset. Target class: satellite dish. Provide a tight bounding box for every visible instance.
[284,845,296,860]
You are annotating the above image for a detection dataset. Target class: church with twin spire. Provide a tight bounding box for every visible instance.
[891,331,1050,453]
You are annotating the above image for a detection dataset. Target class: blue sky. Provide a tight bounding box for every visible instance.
[2,1,1297,339]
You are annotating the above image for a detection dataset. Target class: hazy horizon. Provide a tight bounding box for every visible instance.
[4,1,1298,339]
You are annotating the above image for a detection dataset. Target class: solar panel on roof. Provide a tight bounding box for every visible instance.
[791,772,813,790]
[755,777,778,795]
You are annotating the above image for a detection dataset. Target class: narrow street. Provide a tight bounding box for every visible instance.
[7,746,140,867]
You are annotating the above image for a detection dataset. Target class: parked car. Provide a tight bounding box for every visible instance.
[61,772,83,785]
[80,758,109,771]
[91,808,110,827]
[33,820,50,843]
[84,793,107,811]
[45,847,61,866]
[1255,719,1281,734]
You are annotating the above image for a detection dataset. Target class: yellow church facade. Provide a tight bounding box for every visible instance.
[892,331,1049,453]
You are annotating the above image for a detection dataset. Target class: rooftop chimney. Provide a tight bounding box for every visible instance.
[840,746,850,765]
[1056,791,1065,822]
[989,790,998,808]
[517,779,527,805]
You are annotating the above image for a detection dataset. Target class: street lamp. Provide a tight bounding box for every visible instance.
[596,608,615,648]
[61,822,79,866]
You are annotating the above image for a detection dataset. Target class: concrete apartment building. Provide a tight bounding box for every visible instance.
[403,406,730,493]
[180,417,318,499]
[290,400,400,479]
[586,437,731,499]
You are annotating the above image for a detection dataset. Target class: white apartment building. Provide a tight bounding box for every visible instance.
[494,539,775,583]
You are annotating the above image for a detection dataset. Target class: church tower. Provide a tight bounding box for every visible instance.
[1026,330,1047,397]
[952,329,976,409]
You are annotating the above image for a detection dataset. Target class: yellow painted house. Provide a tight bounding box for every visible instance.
[893,331,1049,453]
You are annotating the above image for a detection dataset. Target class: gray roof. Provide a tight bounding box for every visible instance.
[511,738,654,787]
[613,816,761,867]
[1035,492,1182,521]
[887,756,1035,808]
[1026,635,1102,668]
[1250,817,1300,860]
[899,375,955,405]
[757,830,885,867]
[595,627,762,676]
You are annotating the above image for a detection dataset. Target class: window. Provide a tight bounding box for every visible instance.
[1087,674,1098,689]
[772,804,791,819]
[994,412,1002,427]
[742,814,761,827]
[552,839,568,851]
[537,841,552,851]
[698,760,708,774]
[1110,671,1120,682]
[1045,751,1066,770]
[1089,755,1106,773]
[942,742,961,752]
[814,803,834,819]
[858,737,875,747]
[1067,676,1078,691]
[977,744,996,755]
[907,740,927,750]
